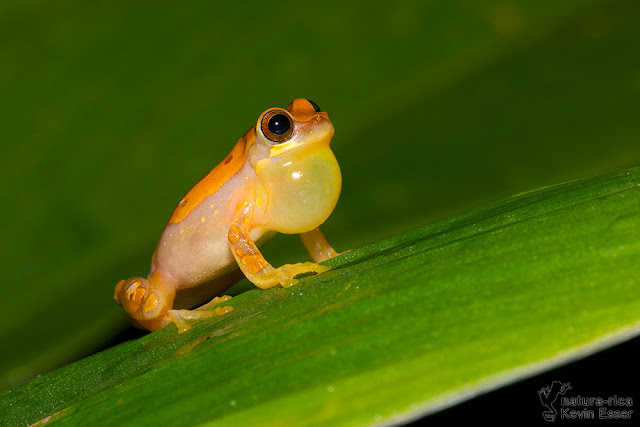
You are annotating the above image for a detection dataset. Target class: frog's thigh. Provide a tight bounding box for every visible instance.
[228,225,329,289]
[299,227,341,263]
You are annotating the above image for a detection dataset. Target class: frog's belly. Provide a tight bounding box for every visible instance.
[154,213,268,288]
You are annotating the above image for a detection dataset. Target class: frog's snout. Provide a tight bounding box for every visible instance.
[114,277,166,320]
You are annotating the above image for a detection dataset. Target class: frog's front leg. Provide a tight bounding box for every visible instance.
[299,228,342,262]
[228,201,329,289]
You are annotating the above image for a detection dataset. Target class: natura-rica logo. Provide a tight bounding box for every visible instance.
[538,381,572,422]
[538,381,633,421]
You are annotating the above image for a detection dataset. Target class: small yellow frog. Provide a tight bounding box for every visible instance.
[114,99,342,332]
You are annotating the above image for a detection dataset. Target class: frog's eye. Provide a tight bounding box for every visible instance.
[306,99,321,112]
[261,109,294,143]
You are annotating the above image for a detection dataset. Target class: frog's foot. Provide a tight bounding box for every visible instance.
[167,300,233,333]
[195,295,233,311]
[267,262,330,288]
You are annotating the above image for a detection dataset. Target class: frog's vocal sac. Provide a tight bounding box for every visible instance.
[114,98,343,332]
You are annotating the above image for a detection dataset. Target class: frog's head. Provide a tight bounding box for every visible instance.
[114,272,175,330]
[253,98,334,156]
[250,98,342,234]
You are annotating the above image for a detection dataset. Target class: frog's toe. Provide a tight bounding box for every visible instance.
[274,262,330,287]
[195,295,233,311]
[279,277,299,288]
[293,262,331,275]
[167,306,233,333]
[115,277,149,316]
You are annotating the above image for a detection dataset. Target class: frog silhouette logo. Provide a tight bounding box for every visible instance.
[538,381,572,421]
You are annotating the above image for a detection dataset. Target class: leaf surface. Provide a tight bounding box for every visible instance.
[2,167,639,426]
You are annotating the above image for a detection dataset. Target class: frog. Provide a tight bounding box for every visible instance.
[114,98,342,332]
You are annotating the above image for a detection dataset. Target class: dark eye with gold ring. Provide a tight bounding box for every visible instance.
[261,109,293,143]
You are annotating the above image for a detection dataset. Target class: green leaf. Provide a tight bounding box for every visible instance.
[3,167,639,426]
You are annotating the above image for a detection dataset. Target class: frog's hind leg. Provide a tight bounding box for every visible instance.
[114,273,176,323]
[166,296,233,332]
[162,270,244,332]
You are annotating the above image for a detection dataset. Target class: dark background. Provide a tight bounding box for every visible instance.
[425,335,638,425]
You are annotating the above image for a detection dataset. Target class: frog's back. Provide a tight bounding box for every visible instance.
[168,129,256,225]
